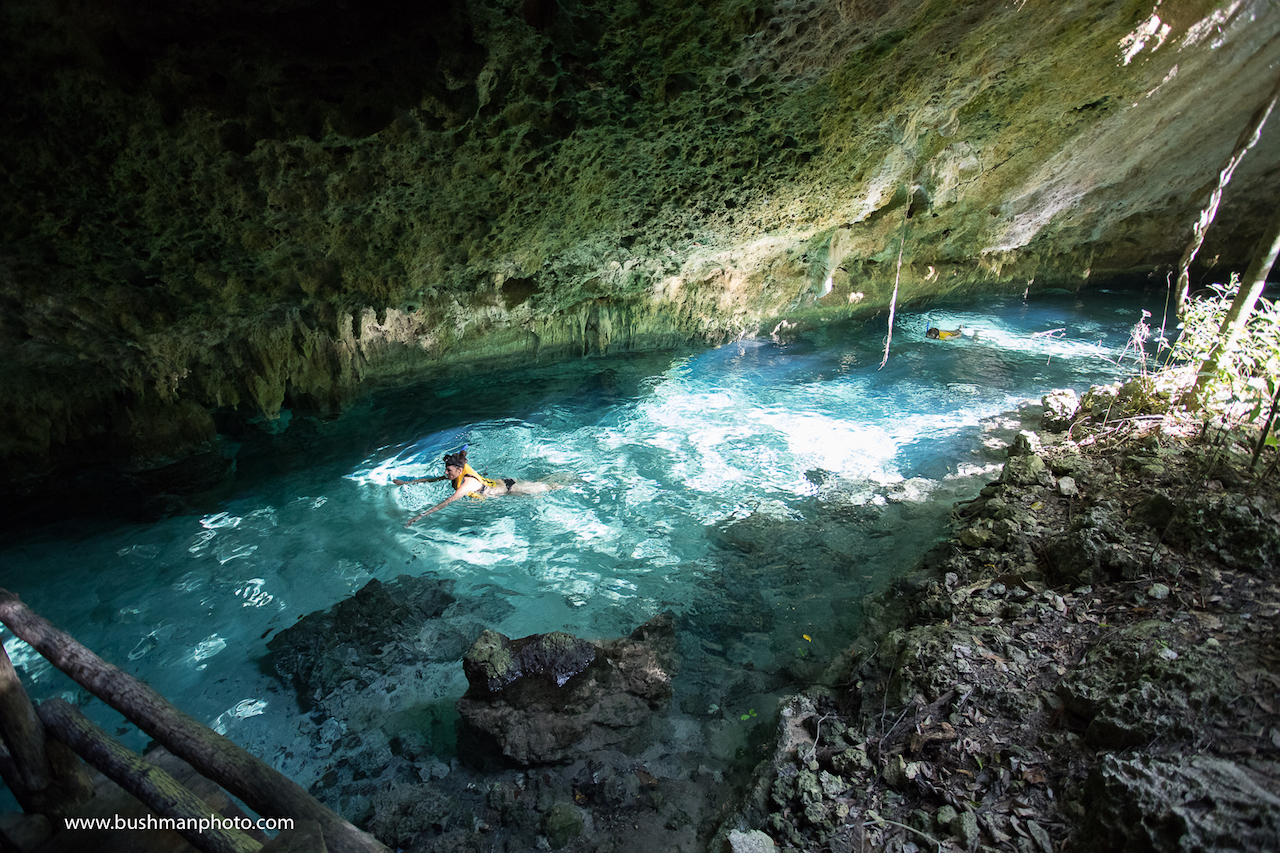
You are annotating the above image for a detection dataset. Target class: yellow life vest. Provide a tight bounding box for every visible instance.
[452,463,500,498]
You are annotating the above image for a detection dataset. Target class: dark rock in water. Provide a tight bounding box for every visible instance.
[268,574,457,702]
[462,629,601,699]
[1082,754,1280,853]
[457,613,677,765]
[264,573,529,831]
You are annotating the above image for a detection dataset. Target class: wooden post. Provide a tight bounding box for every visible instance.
[0,590,390,853]
[0,636,92,816]
[0,634,54,809]
[0,739,30,810]
[38,698,263,853]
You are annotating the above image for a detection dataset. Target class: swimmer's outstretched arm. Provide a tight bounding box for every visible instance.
[393,475,447,485]
[404,477,483,526]
[404,494,458,526]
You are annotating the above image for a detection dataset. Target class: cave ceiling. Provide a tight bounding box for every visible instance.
[1,0,1278,484]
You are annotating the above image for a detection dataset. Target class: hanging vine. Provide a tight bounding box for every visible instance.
[879,185,911,370]
[1174,73,1280,316]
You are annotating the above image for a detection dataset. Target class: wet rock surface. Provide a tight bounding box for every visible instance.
[456,616,677,765]
[265,573,512,818]
[727,376,1280,852]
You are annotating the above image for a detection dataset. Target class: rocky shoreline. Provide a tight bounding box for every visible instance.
[725,375,1280,852]
[261,373,1280,853]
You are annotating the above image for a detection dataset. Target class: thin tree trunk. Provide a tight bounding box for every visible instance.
[1186,203,1280,408]
[1175,73,1280,315]
[1250,382,1280,471]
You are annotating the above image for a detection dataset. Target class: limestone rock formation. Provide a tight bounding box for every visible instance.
[456,613,678,765]
[1083,754,1280,853]
[2,0,1278,487]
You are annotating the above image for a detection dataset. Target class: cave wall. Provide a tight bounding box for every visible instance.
[1,0,1278,482]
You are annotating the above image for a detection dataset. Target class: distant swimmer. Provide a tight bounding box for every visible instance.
[394,446,556,526]
[925,321,977,340]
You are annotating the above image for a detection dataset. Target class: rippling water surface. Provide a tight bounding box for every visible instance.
[1,288,1171,795]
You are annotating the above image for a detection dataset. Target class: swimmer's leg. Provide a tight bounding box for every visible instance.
[507,480,558,495]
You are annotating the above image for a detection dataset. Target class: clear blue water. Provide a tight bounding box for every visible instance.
[1,288,1169,801]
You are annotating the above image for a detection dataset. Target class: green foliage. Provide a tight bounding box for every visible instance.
[1171,274,1280,421]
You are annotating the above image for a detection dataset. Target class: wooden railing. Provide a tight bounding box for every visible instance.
[0,589,390,853]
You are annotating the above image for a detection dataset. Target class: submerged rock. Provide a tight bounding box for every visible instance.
[265,571,511,794]
[267,586,713,853]
[268,574,459,704]
[457,613,678,765]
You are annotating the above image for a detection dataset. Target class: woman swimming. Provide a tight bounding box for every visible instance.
[925,321,977,340]
[395,448,554,525]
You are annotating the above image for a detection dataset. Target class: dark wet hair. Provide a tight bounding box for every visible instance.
[443,449,468,468]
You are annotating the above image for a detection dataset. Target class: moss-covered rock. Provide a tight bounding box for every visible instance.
[542,802,585,850]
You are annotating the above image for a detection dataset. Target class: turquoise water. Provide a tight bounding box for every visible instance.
[1,288,1169,796]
